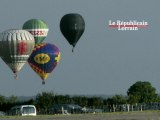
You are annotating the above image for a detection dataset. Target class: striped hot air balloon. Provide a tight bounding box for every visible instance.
[22,19,49,44]
[0,29,35,79]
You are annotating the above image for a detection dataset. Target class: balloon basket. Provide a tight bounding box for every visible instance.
[42,81,45,85]
[14,73,18,80]
[72,47,74,52]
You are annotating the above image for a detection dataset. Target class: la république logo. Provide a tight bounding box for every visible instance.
[109,20,148,31]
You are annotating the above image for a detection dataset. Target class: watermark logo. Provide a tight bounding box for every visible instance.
[109,20,148,31]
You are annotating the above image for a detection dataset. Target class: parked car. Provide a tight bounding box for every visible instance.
[0,111,6,116]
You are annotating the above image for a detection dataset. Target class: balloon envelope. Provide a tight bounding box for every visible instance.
[22,19,49,44]
[60,13,85,51]
[0,29,35,78]
[28,43,61,84]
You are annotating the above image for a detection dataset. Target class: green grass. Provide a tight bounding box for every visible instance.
[0,110,159,119]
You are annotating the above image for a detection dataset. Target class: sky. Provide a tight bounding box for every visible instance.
[0,0,160,97]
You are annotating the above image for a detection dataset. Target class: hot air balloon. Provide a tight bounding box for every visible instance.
[60,13,85,52]
[0,29,35,79]
[28,43,61,84]
[22,19,49,44]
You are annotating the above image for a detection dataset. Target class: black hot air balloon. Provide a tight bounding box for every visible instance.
[60,13,85,52]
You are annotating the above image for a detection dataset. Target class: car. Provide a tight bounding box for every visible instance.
[0,111,6,116]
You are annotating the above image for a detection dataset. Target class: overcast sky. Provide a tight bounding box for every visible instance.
[0,0,160,97]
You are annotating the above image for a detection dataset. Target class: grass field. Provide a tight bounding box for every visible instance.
[0,111,160,120]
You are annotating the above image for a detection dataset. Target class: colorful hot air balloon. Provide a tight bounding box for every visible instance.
[60,13,85,52]
[22,19,49,44]
[28,43,61,84]
[0,29,35,79]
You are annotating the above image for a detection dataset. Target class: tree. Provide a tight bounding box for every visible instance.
[0,95,6,105]
[127,81,158,103]
[7,95,17,104]
[87,97,103,108]
[35,91,55,112]
[106,95,127,112]
[111,95,127,105]
[0,95,6,111]
[72,96,88,107]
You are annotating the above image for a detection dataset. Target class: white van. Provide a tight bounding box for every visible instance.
[10,105,36,116]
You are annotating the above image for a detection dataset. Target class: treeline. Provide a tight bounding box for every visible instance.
[0,92,129,112]
[0,81,160,113]
[0,92,112,112]
[0,91,160,113]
